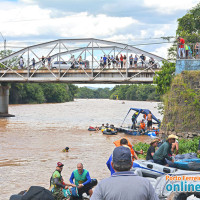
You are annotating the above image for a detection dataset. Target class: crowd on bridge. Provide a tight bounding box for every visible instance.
[15,53,157,70]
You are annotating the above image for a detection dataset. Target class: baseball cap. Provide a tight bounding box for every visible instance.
[57,162,64,167]
[113,146,132,165]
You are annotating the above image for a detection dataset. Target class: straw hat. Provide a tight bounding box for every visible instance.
[150,139,159,145]
[167,134,178,140]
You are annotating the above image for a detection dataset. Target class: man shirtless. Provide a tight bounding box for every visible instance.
[147,111,152,131]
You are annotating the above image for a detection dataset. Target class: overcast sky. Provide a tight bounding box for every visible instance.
[0,0,199,87]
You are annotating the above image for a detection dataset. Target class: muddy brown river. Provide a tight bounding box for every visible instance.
[0,99,162,199]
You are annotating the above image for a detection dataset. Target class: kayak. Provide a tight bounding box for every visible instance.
[174,159,200,171]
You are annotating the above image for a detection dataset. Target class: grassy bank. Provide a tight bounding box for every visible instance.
[134,136,200,159]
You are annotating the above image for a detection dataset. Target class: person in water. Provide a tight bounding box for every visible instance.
[50,162,76,200]
[69,163,97,198]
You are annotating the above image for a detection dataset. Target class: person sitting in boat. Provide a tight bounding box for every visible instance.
[131,112,138,129]
[105,123,109,128]
[139,120,146,134]
[171,139,179,155]
[146,139,159,162]
[100,124,105,132]
[153,134,178,166]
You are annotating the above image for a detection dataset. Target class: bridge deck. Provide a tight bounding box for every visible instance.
[0,68,160,84]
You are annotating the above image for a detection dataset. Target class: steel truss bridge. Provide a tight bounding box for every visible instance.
[0,38,164,84]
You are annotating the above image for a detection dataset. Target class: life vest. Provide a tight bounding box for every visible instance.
[140,122,145,130]
[73,169,88,186]
[113,138,135,161]
[50,170,63,193]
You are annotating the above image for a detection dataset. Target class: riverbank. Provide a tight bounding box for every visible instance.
[161,71,200,139]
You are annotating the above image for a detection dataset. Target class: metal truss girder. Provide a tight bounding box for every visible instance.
[0,38,165,63]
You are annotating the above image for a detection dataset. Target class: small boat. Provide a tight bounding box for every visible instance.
[103,129,117,135]
[174,159,200,171]
[132,160,177,178]
[117,108,160,136]
[88,126,98,131]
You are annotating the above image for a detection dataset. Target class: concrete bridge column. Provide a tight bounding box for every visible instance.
[0,85,14,117]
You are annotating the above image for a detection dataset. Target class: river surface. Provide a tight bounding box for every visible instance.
[0,99,162,199]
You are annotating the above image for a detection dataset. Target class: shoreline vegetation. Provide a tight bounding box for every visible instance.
[9,83,160,104]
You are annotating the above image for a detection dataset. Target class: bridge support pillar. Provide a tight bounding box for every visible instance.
[0,85,14,117]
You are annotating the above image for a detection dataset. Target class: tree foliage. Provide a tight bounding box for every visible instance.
[9,83,78,104]
[153,61,175,95]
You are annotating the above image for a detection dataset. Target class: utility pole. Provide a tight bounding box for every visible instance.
[0,32,6,57]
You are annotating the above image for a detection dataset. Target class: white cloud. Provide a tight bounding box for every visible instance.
[0,2,137,38]
[151,43,172,59]
[144,0,199,14]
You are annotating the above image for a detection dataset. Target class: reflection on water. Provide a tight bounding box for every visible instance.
[0,99,162,199]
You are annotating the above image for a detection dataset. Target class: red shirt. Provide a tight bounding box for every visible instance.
[179,38,185,48]
[120,55,123,61]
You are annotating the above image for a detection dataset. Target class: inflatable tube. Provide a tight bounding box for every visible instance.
[88,128,96,131]
[132,160,177,178]
[174,159,200,171]
[103,130,117,135]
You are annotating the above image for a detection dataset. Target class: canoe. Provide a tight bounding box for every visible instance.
[174,159,200,171]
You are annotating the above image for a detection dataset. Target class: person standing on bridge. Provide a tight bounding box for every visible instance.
[19,56,24,69]
[134,55,138,67]
[129,54,133,68]
[41,56,45,68]
[123,54,127,68]
[103,55,107,68]
[47,56,51,69]
[120,54,123,68]
[116,55,119,68]
[140,54,145,67]
[32,58,35,69]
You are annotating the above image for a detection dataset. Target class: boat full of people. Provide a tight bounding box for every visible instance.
[117,108,160,136]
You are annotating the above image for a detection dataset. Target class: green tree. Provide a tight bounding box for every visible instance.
[153,61,175,95]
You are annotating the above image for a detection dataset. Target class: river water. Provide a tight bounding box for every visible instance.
[0,99,162,199]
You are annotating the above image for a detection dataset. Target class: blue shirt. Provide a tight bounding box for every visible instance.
[103,56,107,62]
[69,169,91,186]
[106,154,115,175]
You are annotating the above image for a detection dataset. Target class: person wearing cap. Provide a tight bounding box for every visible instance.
[153,134,178,165]
[146,139,159,161]
[70,163,97,198]
[91,146,158,200]
[106,138,143,175]
[50,162,76,200]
